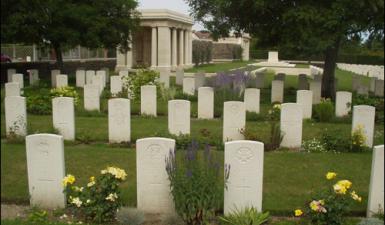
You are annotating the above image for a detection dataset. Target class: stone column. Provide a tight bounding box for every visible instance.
[179,29,184,66]
[151,27,157,68]
[184,30,189,68]
[189,30,193,65]
[126,40,133,69]
[158,26,171,69]
[171,28,177,69]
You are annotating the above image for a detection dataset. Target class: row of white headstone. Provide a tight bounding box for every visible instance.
[4,93,376,147]
[337,63,384,79]
[25,133,384,217]
[351,74,384,97]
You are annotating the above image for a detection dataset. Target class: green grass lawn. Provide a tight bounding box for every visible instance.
[1,141,373,216]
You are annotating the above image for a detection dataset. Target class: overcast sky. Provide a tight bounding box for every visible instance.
[137,0,205,30]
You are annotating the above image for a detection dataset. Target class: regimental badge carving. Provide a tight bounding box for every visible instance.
[236,147,253,164]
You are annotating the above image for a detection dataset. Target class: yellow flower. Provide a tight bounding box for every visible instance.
[333,183,347,194]
[337,180,352,189]
[351,191,362,202]
[101,167,127,180]
[310,201,319,211]
[62,174,76,187]
[89,176,95,182]
[319,200,325,205]
[326,172,337,180]
[294,209,303,217]
[87,181,95,187]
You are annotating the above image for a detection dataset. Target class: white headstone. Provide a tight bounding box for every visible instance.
[86,70,95,84]
[84,84,100,111]
[51,70,60,87]
[56,75,68,88]
[195,72,205,89]
[255,73,265,89]
[26,134,65,208]
[280,103,302,148]
[108,98,131,143]
[110,76,123,96]
[224,140,264,214]
[119,70,129,78]
[7,69,16,82]
[29,69,39,85]
[141,85,157,116]
[309,80,321,104]
[12,73,24,89]
[367,145,384,217]
[175,67,184,85]
[101,67,109,83]
[5,82,20,97]
[52,97,75,140]
[335,91,352,117]
[296,90,312,119]
[136,137,175,214]
[91,74,103,95]
[159,69,170,88]
[374,79,384,97]
[271,80,284,103]
[183,77,195,95]
[268,51,279,63]
[5,96,27,136]
[198,87,214,119]
[168,100,190,135]
[352,105,375,147]
[244,88,260,113]
[76,70,86,87]
[96,70,106,89]
[223,101,246,142]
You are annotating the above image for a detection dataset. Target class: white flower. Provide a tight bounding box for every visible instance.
[71,197,82,207]
[87,181,95,187]
[86,199,91,204]
[105,193,118,202]
[60,214,68,219]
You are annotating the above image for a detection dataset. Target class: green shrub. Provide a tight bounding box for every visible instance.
[26,89,52,115]
[50,86,80,105]
[166,141,228,225]
[219,207,270,225]
[63,166,127,223]
[246,111,266,121]
[321,129,351,152]
[122,69,159,100]
[313,98,334,122]
[351,124,370,152]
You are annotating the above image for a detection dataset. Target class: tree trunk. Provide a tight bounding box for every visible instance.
[321,37,341,100]
[53,43,63,68]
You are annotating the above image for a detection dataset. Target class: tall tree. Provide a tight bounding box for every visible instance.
[1,0,140,66]
[185,0,384,99]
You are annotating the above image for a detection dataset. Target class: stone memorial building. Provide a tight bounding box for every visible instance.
[116,9,194,71]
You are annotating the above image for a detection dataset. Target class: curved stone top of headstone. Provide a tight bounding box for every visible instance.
[297,90,312,94]
[142,85,156,88]
[336,91,352,95]
[136,137,176,145]
[225,140,264,147]
[52,96,74,102]
[109,98,130,103]
[198,86,213,91]
[224,101,245,106]
[281,103,302,118]
[245,88,259,92]
[354,105,376,112]
[26,133,64,140]
[168,99,190,104]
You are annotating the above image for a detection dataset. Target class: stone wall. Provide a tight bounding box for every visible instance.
[212,43,242,60]
[1,59,116,84]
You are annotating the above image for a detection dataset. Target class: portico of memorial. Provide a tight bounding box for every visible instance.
[116,9,194,72]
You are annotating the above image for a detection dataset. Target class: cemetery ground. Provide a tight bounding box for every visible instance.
[1,64,384,224]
